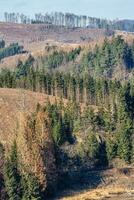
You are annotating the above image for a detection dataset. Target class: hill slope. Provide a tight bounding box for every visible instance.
[0,22,108,45]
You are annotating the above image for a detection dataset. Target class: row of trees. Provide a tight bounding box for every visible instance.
[4,12,31,24]
[3,12,134,32]
[0,66,134,110]
[0,68,118,104]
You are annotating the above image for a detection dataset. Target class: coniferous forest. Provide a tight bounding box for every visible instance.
[0,41,24,61]
[0,36,134,199]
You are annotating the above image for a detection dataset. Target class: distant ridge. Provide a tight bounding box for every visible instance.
[2,11,134,32]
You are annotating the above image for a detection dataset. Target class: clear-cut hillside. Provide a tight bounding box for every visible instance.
[0,22,107,45]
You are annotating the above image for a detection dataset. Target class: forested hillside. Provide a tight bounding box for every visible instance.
[0,36,134,199]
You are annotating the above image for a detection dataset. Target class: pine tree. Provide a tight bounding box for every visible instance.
[87,133,100,159]
[106,137,117,162]
[117,120,132,163]
[52,120,62,145]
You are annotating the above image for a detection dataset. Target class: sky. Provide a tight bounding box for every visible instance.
[0,0,134,20]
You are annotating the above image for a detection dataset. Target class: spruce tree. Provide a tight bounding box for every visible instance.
[87,133,100,159]
[117,120,132,163]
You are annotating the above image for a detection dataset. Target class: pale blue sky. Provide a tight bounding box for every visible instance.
[0,0,133,20]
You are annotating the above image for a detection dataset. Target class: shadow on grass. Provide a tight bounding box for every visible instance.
[49,142,108,199]
[48,164,105,200]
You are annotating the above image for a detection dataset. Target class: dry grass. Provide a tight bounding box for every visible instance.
[60,187,134,200]
[115,30,134,44]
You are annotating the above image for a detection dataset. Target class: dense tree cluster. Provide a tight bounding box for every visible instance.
[45,101,75,145]
[41,47,81,69]
[0,41,24,61]
[43,85,134,165]
[81,36,134,75]
[0,40,5,49]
